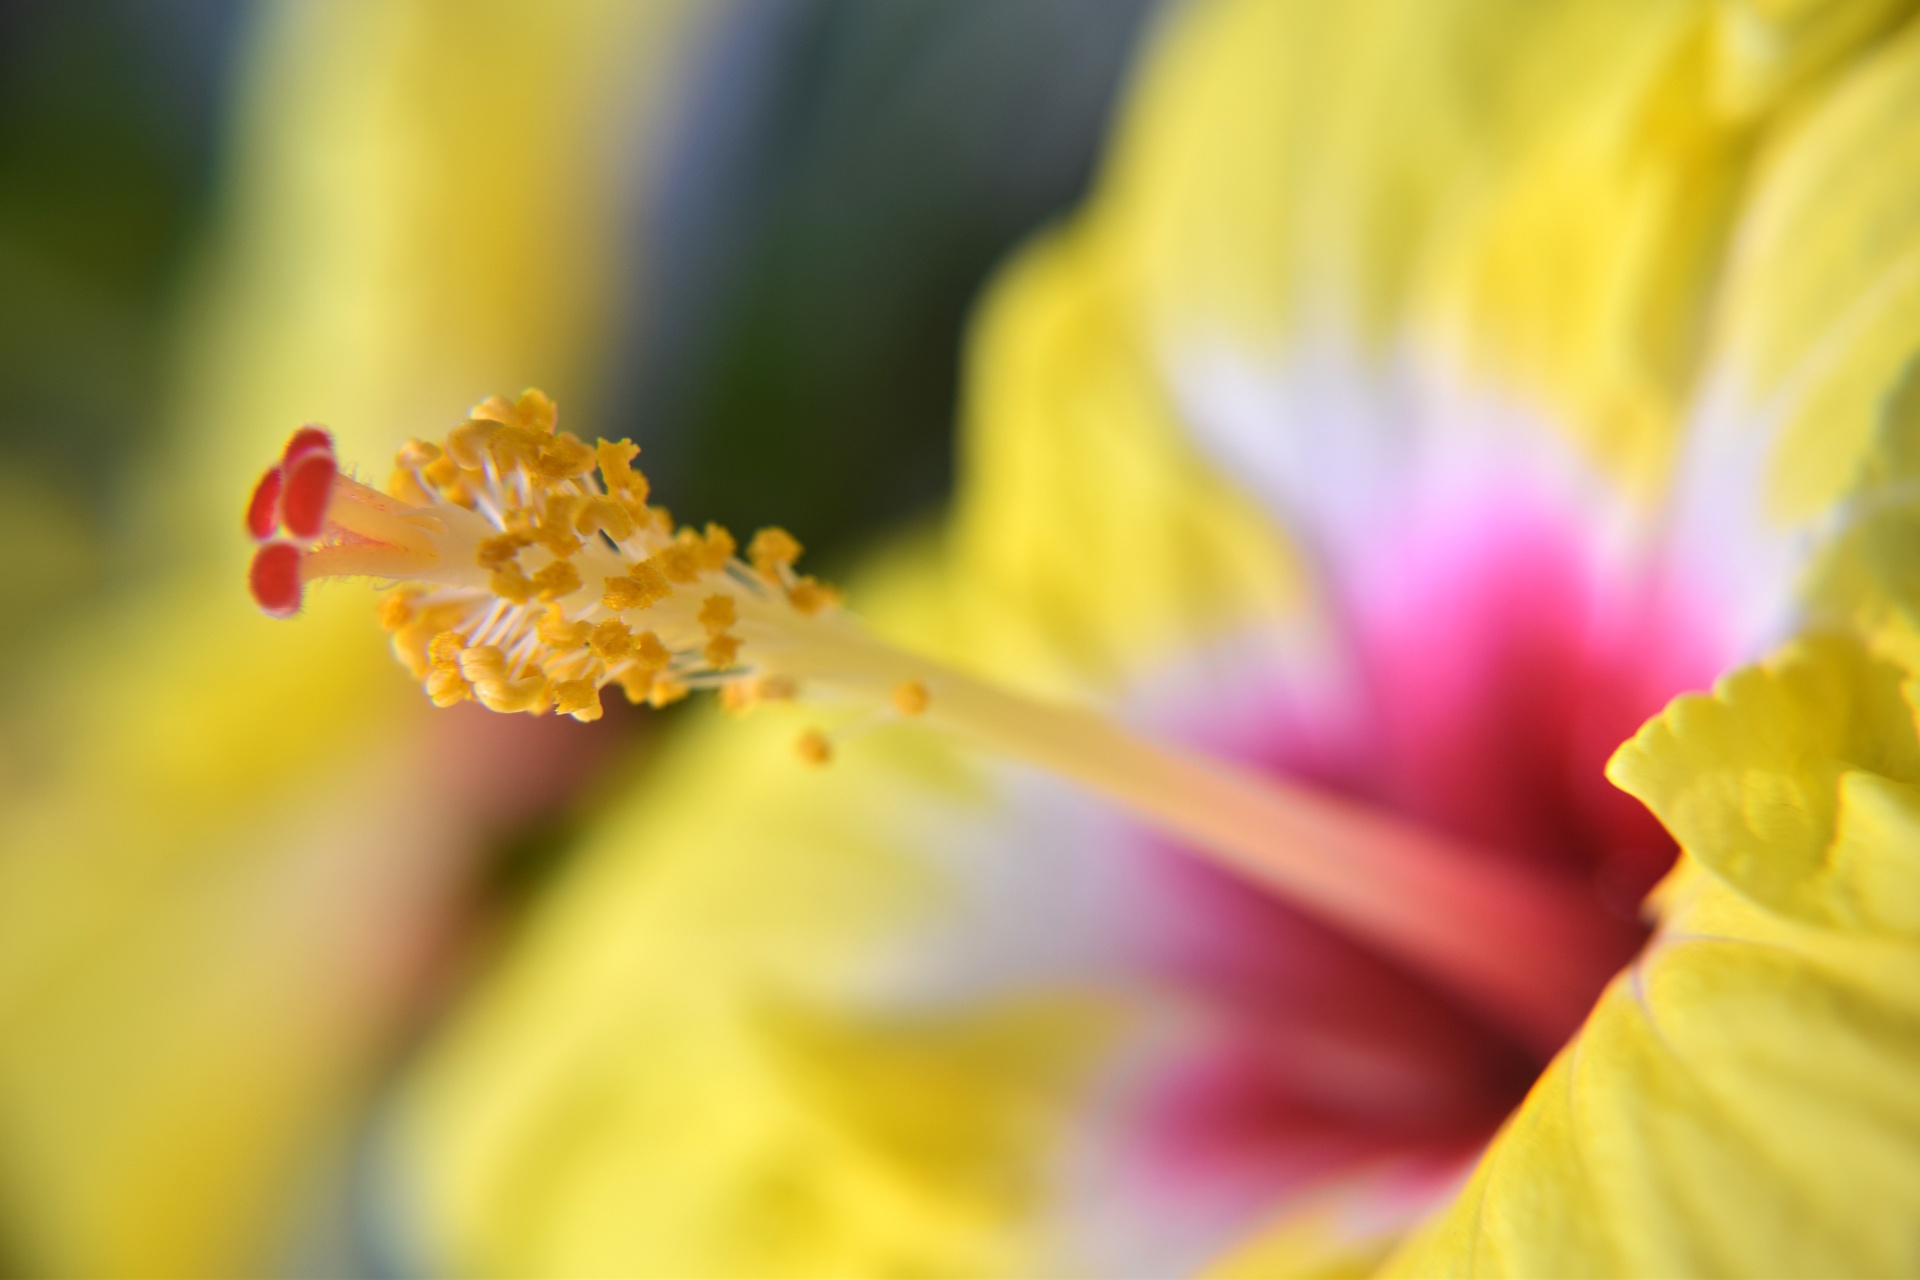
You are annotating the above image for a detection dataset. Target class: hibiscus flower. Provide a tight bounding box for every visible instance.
[251,0,1920,1275]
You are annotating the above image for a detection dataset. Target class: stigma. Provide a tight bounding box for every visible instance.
[246,390,843,723]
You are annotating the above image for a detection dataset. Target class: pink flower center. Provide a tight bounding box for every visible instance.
[1134,493,1726,1203]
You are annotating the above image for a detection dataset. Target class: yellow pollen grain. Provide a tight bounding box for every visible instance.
[597,438,647,502]
[613,664,654,704]
[632,630,671,669]
[532,432,597,482]
[514,388,558,434]
[542,490,583,529]
[574,495,634,541]
[477,532,531,570]
[701,523,737,570]
[396,438,442,468]
[647,678,689,708]
[719,681,756,717]
[704,632,742,669]
[532,560,582,601]
[490,564,538,604]
[632,559,673,600]
[698,594,737,633]
[589,618,634,662]
[795,728,832,767]
[428,631,467,670]
[656,537,704,584]
[421,454,474,506]
[468,394,517,425]
[533,494,586,557]
[377,591,418,631]
[537,608,593,649]
[749,527,801,578]
[459,644,509,683]
[487,424,547,471]
[388,467,433,505]
[552,677,603,722]
[392,629,434,678]
[601,576,643,611]
[446,418,503,468]
[603,561,671,612]
[892,679,930,716]
[475,674,550,715]
[787,576,839,616]
[426,668,470,707]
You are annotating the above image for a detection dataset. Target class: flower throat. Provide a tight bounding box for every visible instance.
[245,391,1642,1058]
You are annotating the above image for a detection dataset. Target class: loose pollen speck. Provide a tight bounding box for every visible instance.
[891,679,930,716]
[794,728,833,767]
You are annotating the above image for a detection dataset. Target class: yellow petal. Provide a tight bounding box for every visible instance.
[947,220,1302,693]
[1608,635,1920,935]
[1385,634,1920,1276]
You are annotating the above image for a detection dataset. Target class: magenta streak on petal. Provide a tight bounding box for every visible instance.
[1119,487,1728,1207]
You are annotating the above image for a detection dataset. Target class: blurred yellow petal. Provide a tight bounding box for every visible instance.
[398,543,1119,1277]
[947,218,1302,692]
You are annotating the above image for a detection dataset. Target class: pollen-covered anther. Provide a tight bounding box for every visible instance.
[470,388,558,435]
[596,438,647,504]
[700,523,737,570]
[588,618,633,662]
[656,533,707,584]
[426,668,470,706]
[632,630,671,669]
[787,576,840,616]
[459,645,511,685]
[539,608,593,650]
[552,678,603,723]
[532,561,582,601]
[476,533,531,570]
[705,633,742,669]
[698,594,738,633]
[647,678,689,708]
[475,674,551,715]
[250,391,859,732]
[748,527,802,580]
[574,495,633,541]
[529,433,597,483]
[603,562,671,612]
[377,590,418,631]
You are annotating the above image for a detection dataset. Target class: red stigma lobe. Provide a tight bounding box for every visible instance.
[248,541,304,617]
[246,466,283,541]
[281,426,334,468]
[280,449,338,540]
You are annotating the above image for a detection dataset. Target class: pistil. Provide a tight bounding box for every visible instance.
[245,393,1638,1056]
